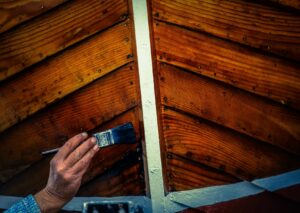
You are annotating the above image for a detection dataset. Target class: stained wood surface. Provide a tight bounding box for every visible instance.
[0,0,128,81]
[0,64,138,182]
[78,156,144,196]
[0,149,142,196]
[0,0,68,33]
[166,154,238,191]
[152,0,300,61]
[0,155,51,195]
[158,63,300,156]
[0,21,132,133]
[265,0,300,10]
[154,21,300,110]
[0,108,141,195]
[162,108,300,180]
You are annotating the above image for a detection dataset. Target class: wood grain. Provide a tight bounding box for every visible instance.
[78,157,144,196]
[0,21,132,133]
[0,0,128,81]
[0,108,141,194]
[153,21,300,110]
[162,108,300,180]
[81,107,141,185]
[158,63,300,156]
[0,0,68,34]
[152,0,300,61]
[0,63,138,177]
[166,154,238,192]
[264,0,300,10]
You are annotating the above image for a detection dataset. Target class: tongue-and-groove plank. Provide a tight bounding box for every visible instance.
[162,108,300,181]
[0,0,68,34]
[0,20,133,133]
[0,107,142,196]
[166,153,239,192]
[78,155,144,196]
[0,63,138,183]
[264,0,300,10]
[0,0,128,81]
[158,62,300,156]
[152,0,300,61]
[153,21,300,110]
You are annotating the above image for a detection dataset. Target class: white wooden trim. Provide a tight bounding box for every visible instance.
[131,0,165,212]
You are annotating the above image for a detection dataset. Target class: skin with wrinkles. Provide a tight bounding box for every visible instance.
[35,132,99,212]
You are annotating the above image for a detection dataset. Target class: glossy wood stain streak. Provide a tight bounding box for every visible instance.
[162,108,300,180]
[0,108,141,195]
[154,21,300,110]
[0,0,128,81]
[153,0,300,61]
[0,21,133,133]
[0,0,144,197]
[0,64,138,183]
[158,63,300,156]
[78,157,144,196]
[151,0,300,198]
[166,153,238,191]
[0,0,68,33]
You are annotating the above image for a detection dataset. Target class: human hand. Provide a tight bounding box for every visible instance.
[35,132,99,212]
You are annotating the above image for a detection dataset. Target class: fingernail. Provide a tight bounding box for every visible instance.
[81,132,88,137]
[93,144,99,151]
[91,137,96,143]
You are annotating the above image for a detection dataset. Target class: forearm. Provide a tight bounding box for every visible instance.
[6,133,98,213]
[34,188,67,213]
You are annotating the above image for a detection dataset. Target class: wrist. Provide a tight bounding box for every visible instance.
[34,188,68,213]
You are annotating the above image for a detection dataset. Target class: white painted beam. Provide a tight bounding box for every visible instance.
[131,0,165,212]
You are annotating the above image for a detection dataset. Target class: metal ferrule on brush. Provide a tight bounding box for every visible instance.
[93,129,115,148]
[41,122,136,155]
[93,122,136,148]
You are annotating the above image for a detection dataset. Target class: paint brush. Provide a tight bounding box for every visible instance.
[41,122,136,155]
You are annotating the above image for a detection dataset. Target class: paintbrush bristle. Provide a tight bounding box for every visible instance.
[111,122,136,145]
[93,122,136,148]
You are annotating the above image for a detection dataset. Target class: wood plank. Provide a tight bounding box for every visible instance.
[78,156,144,196]
[0,107,141,195]
[162,108,300,180]
[0,20,133,133]
[166,154,238,192]
[264,0,300,10]
[0,0,68,34]
[80,108,141,185]
[153,21,300,110]
[0,0,128,81]
[152,0,300,61]
[158,62,300,156]
[0,63,138,180]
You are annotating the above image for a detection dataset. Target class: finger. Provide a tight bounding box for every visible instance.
[64,137,97,167]
[56,132,88,160]
[72,144,99,174]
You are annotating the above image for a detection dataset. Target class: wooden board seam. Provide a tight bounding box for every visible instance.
[162,104,300,159]
[159,60,297,113]
[80,147,143,189]
[0,59,135,135]
[167,152,241,182]
[153,18,300,64]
